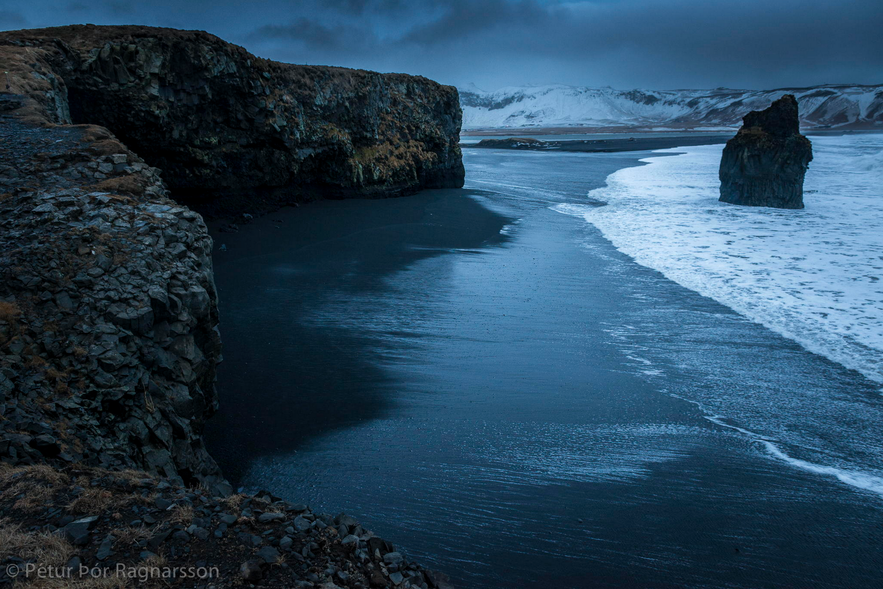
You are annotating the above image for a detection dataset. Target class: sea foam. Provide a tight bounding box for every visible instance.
[555,134,883,385]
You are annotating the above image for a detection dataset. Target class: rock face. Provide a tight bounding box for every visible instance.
[0,116,227,494]
[0,25,465,215]
[719,94,813,209]
[0,25,464,495]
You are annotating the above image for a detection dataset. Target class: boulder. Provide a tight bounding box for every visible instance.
[719,94,813,209]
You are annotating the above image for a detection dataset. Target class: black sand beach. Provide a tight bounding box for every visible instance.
[204,146,883,589]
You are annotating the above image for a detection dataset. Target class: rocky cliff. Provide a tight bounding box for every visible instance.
[718,95,813,209]
[1,25,464,215]
[0,25,465,492]
[0,25,462,588]
[0,112,228,494]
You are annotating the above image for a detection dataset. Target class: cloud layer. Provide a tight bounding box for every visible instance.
[2,0,881,90]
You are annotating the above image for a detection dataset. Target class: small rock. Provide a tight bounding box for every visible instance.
[256,546,280,564]
[369,570,388,588]
[62,516,97,545]
[240,559,263,582]
[96,534,114,560]
[192,527,209,540]
[171,530,190,543]
[219,513,238,524]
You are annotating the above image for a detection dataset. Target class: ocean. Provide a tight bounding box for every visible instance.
[206,135,883,588]
[555,135,883,498]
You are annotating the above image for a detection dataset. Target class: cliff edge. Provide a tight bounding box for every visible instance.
[1,25,465,215]
[0,24,461,588]
[718,94,813,209]
[0,23,464,493]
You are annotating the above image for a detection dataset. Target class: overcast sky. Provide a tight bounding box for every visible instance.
[1,0,881,90]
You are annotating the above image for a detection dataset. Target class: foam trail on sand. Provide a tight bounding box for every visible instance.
[670,394,883,498]
[553,135,883,385]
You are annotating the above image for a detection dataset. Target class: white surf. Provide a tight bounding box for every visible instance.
[556,134,883,385]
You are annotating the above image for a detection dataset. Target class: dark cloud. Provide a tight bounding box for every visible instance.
[251,18,378,53]
[0,10,26,27]
[3,0,882,90]
[105,1,135,16]
[400,0,552,44]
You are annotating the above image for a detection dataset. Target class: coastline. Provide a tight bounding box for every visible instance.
[3,22,881,586]
[464,132,732,153]
[0,24,465,588]
[569,136,883,387]
[203,188,513,483]
[212,145,883,589]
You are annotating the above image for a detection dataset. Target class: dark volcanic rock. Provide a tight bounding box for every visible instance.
[0,24,460,586]
[719,94,813,209]
[0,24,465,495]
[0,464,451,589]
[0,24,465,215]
[0,115,227,493]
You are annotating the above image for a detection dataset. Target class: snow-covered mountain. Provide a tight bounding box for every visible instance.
[459,84,883,130]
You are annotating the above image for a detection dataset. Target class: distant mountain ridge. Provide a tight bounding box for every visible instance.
[459,84,883,130]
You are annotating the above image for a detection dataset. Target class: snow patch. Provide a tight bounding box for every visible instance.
[461,84,883,130]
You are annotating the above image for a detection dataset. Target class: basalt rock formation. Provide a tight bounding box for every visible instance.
[0,114,228,494]
[1,25,465,215]
[718,94,813,209]
[0,25,461,587]
[0,25,465,495]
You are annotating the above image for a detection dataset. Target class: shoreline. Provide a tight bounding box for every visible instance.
[461,128,880,154]
[215,145,883,589]
[463,133,732,153]
[203,188,514,484]
[573,138,883,388]
[461,125,883,137]
[1,24,467,589]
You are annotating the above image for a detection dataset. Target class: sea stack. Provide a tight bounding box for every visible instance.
[719,94,813,209]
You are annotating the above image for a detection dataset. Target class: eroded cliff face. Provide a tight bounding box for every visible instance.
[719,94,813,209]
[0,115,228,493]
[0,25,464,495]
[1,25,465,215]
